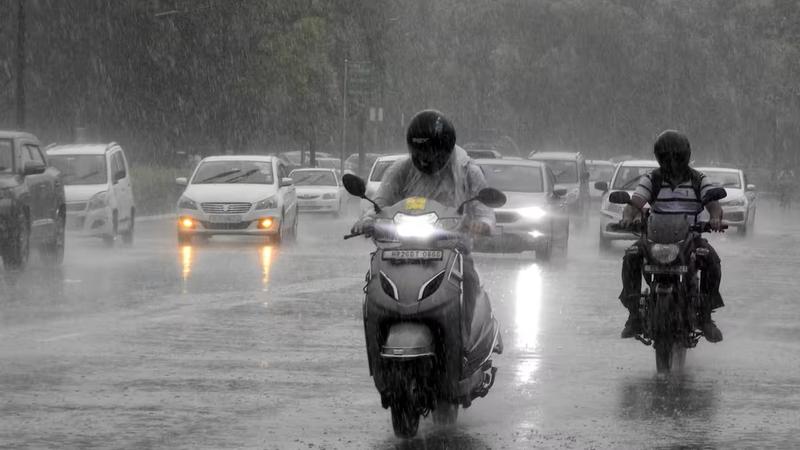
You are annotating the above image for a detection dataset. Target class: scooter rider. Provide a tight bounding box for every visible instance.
[618,130,725,342]
[351,109,500,350]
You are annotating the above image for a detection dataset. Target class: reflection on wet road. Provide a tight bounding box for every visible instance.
[1,203,799,448]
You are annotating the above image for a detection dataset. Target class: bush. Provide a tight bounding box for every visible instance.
[130,165,191,216]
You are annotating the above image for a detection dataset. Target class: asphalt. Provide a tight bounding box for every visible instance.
[0,200,798,449]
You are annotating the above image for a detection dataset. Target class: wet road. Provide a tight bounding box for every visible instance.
[1,201,799,449]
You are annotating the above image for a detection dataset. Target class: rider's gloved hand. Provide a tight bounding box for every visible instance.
[351,216,375,237]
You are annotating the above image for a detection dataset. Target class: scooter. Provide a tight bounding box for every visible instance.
[606,188,727,372]
[342,174,505,438]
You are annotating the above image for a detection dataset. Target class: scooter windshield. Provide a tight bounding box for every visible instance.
[647,213,690,244]
[373,197,463,244]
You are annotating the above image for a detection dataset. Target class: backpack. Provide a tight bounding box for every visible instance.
[649,168,704,202]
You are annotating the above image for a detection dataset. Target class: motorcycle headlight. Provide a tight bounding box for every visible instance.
[177,196,198,210]
[517,206,546,220]
[723,198,745,207]
[255,196,278,210]
[649,243,680,264]
[88,191,108,211]
[322,193,336,200]
[394,212,439,238]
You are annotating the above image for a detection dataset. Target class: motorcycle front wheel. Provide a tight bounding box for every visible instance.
[390,402,420,438]
[655,340,686,373]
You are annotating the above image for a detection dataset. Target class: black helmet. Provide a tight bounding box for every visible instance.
[654,130,691,181]
[406,110,456,175]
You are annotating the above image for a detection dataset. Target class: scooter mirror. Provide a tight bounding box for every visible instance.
[702,187,727,204]
[342,174,367,198]
[476,188,507,208]
[608,191,631,205]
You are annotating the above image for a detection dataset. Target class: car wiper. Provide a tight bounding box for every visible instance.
[197,169,241,184]
[225,168,260,183]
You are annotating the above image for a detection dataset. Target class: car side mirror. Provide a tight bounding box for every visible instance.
[608,191,631,204]
[553,188,567,197]
[594,181,608,192]
[279,177,293,187]
[23,160,46,176]
[702,187,727,204]
[746,184,756,191]
[176,177,188,186]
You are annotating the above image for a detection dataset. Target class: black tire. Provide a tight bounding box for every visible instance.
[3,210,30,271]
[431,401,458,425]
[671,344,687,371]
[390,403,420,438]
[103,211,118,247]
[654,340,673,373]
[39,210,65,266]
[121,209,135,245]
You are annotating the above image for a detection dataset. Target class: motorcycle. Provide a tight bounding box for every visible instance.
[342,174,505,438]
[606,188,727,373]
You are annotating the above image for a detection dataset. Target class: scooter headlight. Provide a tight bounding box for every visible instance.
[393,212,439,238]
[649,243,680,264]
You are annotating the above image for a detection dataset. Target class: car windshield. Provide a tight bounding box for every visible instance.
[0,140,13,173]
[480,164,544,193]
[48,154,108,185]
[316,159,339,169]
[612,166,655,190]
[703,170,741,189]
[291,170,337,186]
[192,161,274,184]
[588,164,614,182]
[537,159,578,183]
[370,160,398,182]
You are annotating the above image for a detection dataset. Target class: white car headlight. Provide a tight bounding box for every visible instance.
[322,193,336,200]
[723,198,745,207]
[394,212,439,238]
[517,206,547,220]
[177,196,198,210]
[255,196,278,210]
[649,243,680,264]
[88,191,108,211]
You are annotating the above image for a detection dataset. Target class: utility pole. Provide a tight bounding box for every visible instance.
[341,58,348,173]
[16,0,26,129]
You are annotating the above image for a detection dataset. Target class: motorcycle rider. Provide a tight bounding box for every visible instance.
[351,109,500,351]
[619,130,725,342]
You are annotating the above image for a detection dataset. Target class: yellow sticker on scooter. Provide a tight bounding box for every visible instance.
[405,197,427,210]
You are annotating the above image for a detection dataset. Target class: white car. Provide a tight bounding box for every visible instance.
[696,167,757,235]
[587,159,615,201]
[597,159,658,249]
[175,155,298,244]
[290,168,346,216]
[474,158,569,260]
[47,143,136,246]
[361,154,406,213]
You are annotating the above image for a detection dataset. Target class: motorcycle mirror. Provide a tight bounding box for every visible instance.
[476,188,506,208]
[702,187,727,204]
[342,174,367,197]
[608,191,631,205]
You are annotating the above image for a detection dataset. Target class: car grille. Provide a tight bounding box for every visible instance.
[723,211,745,222]
[199,220,252,230]
[495,211,520,223]
[201,202,252,214]
[66,202,87,212]
[297,194,319,200]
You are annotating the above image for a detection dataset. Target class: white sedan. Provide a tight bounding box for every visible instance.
[289,168,346,216]
[175,155,298,244]
[696,167,757,235]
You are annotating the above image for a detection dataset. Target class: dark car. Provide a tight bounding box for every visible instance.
[0,131,66,270]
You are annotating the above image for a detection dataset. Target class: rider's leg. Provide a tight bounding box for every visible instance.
[696,238,723,342]
[620,243,644,338]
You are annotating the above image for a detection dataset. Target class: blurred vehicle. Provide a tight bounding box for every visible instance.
[280,150,333,171]
[175,155,298,244]
[314,157,342,173]
[361,153,407,213]
[587,159,615,201]
[465,148,503,159]
[289,168,346,217]
[474,159,568,260]
[0,131,66,270]
[696,167,757,235]
[48,143,135,247]
[596,159,658,249]
[528,151,590,220]
[344,152,380,178]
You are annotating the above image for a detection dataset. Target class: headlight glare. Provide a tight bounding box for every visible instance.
[255,196,278,210]
[517,206,547,220]
[650,243,680,264]
[394,212,439,238]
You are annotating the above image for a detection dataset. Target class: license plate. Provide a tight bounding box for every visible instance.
[644,264,688,274]
[382,250,443,261]
[207,214,243,223]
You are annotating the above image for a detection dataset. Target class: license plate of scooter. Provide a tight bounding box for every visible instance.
[644,264,688,274]
[382,250,443,261]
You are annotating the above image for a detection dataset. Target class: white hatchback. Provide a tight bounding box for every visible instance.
[361,154,406,214]
[47,143,136,246]
[289,168,346,216]
[695,167,758,235]
[176,155,298,244]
